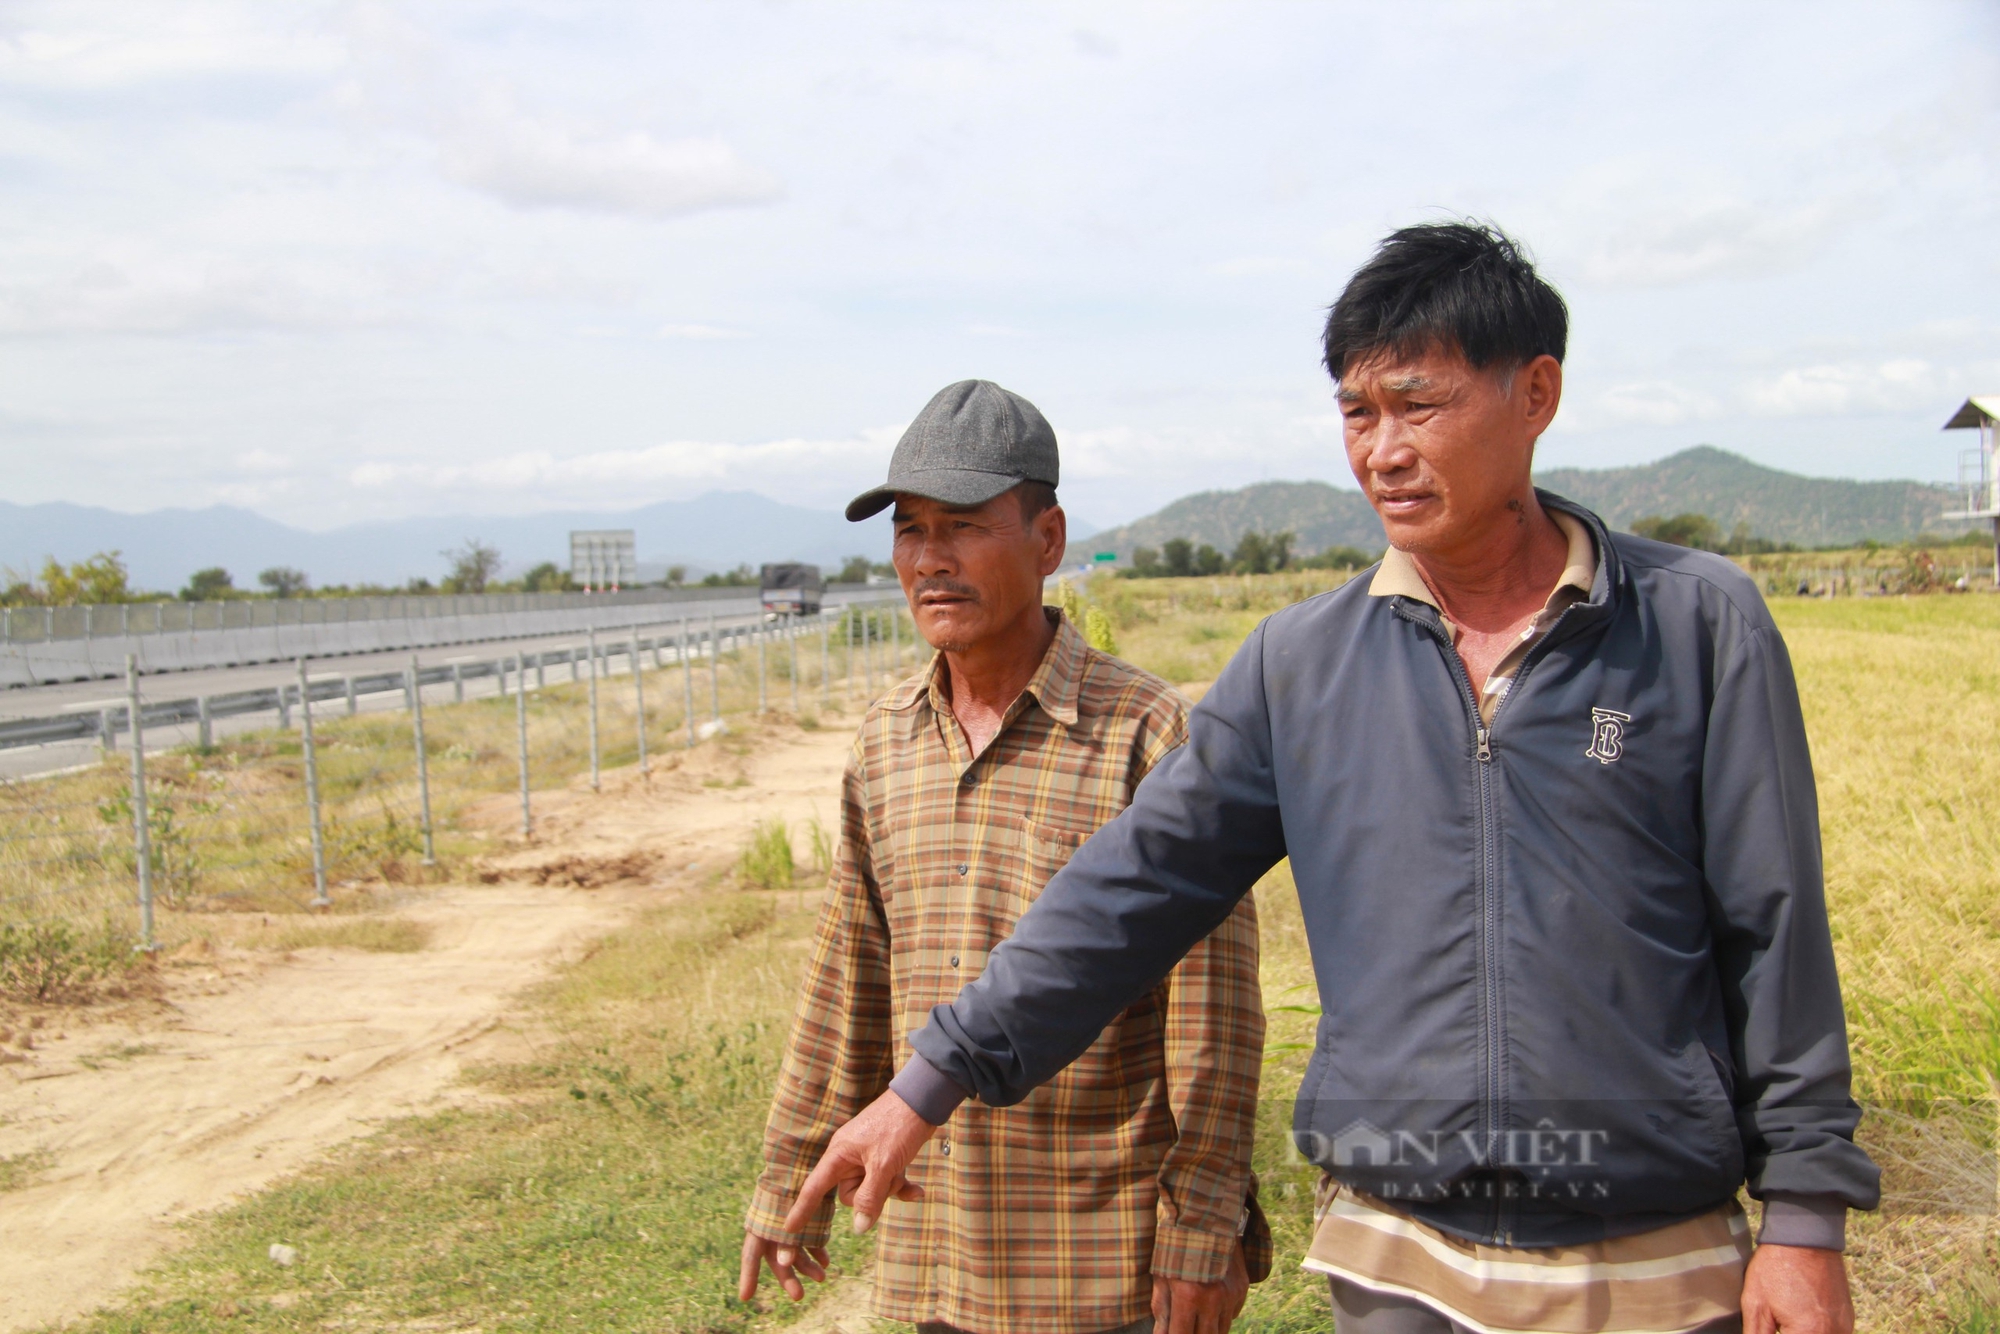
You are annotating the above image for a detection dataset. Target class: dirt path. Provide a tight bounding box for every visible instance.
[0,715,856,1333]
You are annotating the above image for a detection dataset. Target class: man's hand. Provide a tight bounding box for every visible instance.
[738,1232,830,1303]
[1151,1241,1251,1334]
[781,1091,936,1237]
[1741,1244,1853,1334]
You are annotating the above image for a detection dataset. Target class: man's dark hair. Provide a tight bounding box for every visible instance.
[1016,480,1058,523]
[1321,221,1568,383]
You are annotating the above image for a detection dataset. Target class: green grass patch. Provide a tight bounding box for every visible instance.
[0,1148,53,1194]
[270,917,432,954]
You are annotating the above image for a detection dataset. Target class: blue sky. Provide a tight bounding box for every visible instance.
[1,1,1995,531]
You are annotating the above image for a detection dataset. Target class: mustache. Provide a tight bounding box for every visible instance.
[913,578,981,601]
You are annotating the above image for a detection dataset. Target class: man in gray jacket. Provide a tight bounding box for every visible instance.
[781,223,1879,1334]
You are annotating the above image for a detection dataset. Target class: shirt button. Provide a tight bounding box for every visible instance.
[962,771,978,786]
[955,863,968,877]
[939,1140,951,1157]
[949,954,960,967]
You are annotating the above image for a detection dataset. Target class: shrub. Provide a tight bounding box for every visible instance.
[738,818,794,890]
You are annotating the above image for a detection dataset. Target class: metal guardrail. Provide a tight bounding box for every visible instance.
[0,602,903,754]
[0,581,885,645]
[0,583,890,689]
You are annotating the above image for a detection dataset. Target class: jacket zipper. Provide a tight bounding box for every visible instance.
[1403,611,1506,1243]
[1406,602,1584,1246]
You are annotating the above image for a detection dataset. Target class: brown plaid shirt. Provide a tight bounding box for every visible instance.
[748,611,1266,1333]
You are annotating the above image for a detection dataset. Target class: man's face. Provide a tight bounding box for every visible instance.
[891,489,1066,654]
[1338,347,1562,557]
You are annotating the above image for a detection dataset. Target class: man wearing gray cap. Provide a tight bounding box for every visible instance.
[740,380,1268,1334]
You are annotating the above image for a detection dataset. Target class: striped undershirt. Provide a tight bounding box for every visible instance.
[1305,1184,1752,1334]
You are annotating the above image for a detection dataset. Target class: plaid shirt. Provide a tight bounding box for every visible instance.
[748,612,1266,1334]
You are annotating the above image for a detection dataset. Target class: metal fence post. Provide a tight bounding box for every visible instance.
[197,695,212,749]
[681,618,696,747]
[820,612,831,708]
[345,676,358,716]
[298,659,330,909]
[409,655,435,866]
[586,626,600,792]
[757,621,768,713]
[789,616,802,715]
[846,611,856,699]
[708,614,721,720]
[100,707,116,757]
[516,653,532,837]
[126,656,155,952]
[537,653,546,689]
[277,682,292,731]
[632,632,648,776]
[452,661,464,703]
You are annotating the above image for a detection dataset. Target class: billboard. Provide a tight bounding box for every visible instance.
[570,529,636,592]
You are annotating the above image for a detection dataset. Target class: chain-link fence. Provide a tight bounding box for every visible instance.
[0,601,913,986]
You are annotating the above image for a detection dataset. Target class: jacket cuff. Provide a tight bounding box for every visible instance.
[1758,1193,1848,1252]
[1150,1217,1237,1284]
[888,1054,970,1127]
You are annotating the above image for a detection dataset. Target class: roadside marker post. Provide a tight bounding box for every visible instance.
[820,612,831,709]
[298,658,330,909]
[408,655,435,866]
[126,656,155,952]
[586,626,601,793]
[757,621,768,713]
[197,695,212,749]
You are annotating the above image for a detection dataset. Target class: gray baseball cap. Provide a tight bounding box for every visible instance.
[845,379,1059,522]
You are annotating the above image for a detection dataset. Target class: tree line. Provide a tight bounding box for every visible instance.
[1119,531,1380,579]
[1,539,906,609]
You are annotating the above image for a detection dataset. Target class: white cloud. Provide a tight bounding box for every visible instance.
[1743,357,1945,418]
[347,428,905,510]
[1577,380,1723,429]
[0,7,344,89]
[1575,196,1858,288]
[0,253,377,336]
[439,101,783,218]
[657,323,750,340]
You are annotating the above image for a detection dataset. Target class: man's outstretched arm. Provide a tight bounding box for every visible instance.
[787,624,1289,1228]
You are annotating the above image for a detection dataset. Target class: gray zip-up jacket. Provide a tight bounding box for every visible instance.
[897,495,1880,1249]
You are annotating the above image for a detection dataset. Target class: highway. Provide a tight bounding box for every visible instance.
[0,590,895,782]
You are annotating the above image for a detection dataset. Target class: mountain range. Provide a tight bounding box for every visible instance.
[0,493,910,593]
[4,445,1976,594]
[1073,446,1978,561]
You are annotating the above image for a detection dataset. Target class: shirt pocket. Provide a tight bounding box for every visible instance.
[1022,819,1090,903]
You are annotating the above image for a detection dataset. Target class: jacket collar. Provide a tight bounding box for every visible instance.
[889,606,1084,729]
[1368,490,1620,626]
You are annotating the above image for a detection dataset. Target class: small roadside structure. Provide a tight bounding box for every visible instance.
[1942,396,2000,585]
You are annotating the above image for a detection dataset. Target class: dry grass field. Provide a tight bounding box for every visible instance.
[6,575,1996,1332]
